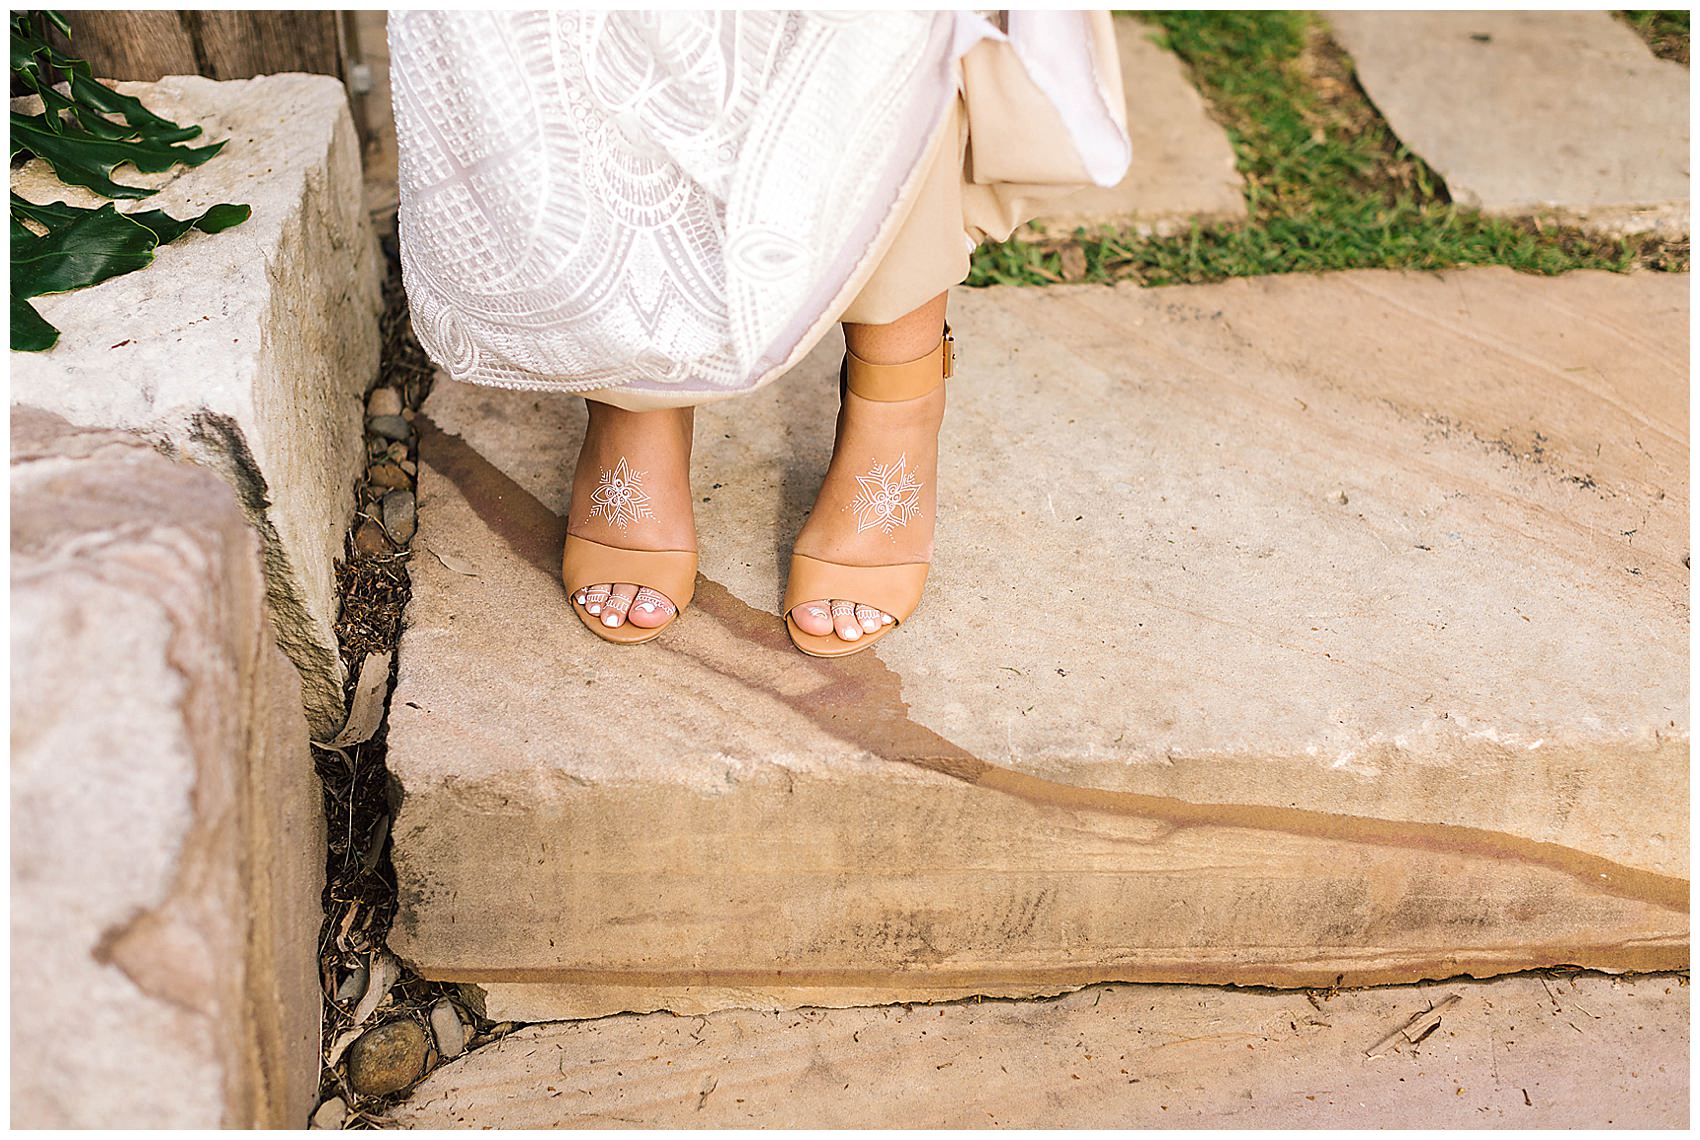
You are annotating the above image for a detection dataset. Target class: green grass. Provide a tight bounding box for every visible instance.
[1619,10,1689,64]
[967,12,1687,289]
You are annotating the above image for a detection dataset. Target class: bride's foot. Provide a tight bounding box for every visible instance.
[568,403,696,630]
[788,357,945,644]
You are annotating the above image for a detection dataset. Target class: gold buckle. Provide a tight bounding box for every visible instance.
[941,325,955,380]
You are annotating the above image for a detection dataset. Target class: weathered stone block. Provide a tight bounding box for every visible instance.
[387,269,1686,1020]
[392,973,1686,1128]
[1329,12,1689,237]
[10,410,326,1127]
[10,73,383,735]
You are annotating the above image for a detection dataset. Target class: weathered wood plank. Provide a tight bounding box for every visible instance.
[56,11,339,81]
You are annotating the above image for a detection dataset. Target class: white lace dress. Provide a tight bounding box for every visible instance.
[390,10,1130,410]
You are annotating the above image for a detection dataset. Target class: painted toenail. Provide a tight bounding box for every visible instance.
[843,627,861,640]
[881,614,894,624]
[586,604,601,614]
[603,612,621,627]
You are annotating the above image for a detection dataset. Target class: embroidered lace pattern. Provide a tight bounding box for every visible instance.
[390,11,949,401]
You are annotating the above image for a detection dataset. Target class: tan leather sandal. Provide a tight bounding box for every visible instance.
[783,326,952,658]
[562,536,696,645]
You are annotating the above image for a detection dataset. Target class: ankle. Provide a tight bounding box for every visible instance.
[587,400,693,428]
[842,291,948,365]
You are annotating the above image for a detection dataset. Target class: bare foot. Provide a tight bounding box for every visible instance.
[789,379,944,642]
[568,403,696,630]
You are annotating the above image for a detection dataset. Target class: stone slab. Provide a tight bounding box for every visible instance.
[11,73,384,736]
[1328,12,1689,237]
[393,972,1687,1128]
[10,410,327,1128]
[1031,16,1245,236]
[387,268,1687,1020]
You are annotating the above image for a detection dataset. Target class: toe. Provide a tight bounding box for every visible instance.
[627,586,676,629]
[830,599,862,642]
[854,603,881,634]
[603,583,638,627]
[582,583,611,615]
[791,600,833,636]
[880,611,894,625]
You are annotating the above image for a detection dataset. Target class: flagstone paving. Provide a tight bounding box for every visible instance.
[384,267,1686,1023]
[1030,15,1245,235]
[391,972,1687,1128]
[1328,11,1689,237]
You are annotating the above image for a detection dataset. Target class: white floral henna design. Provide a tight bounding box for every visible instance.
[589,457,655,531]
[851,452,922,535]
[633,588,675,616]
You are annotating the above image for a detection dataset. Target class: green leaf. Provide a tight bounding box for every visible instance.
[9,193,84,231]
[11,201,158,298]
[126,201,252,244]
[13,194,251,246]
[12,293,59,351]
[11,111,225,198]
[9,10,254,351]
[69,73,202,143]
[12,214,42,256]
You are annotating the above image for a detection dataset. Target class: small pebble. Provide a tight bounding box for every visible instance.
[385,441,409,464]
[310,1096,347,1129]
[353,519,392,557]
[382,490,417,544]
[347,1019,428,1097]
[366,386,403,418]
[367,462,411,491]
[398,459,417,476]
[368,414,412,442]
[429,998,466,1059]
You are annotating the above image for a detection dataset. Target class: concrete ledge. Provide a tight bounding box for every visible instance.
[10,410,326,1127]
[11,73,383,736]
[387,268,1686,1019]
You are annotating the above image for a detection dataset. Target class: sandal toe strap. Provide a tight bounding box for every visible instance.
[783,553,929,623]
[563,535,698,610]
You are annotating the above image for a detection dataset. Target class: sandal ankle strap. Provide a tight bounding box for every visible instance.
[845,324,954,402]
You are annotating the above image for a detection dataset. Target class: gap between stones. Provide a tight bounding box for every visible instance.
[311,249,521,1128]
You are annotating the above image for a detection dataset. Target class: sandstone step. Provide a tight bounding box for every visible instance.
[391,972,1687,1128]
[387,268,1687,1022]
[1328,12,1689,238]
[1030,15,1245,236]
[10,74,384,736]
[11,410,325,1127]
